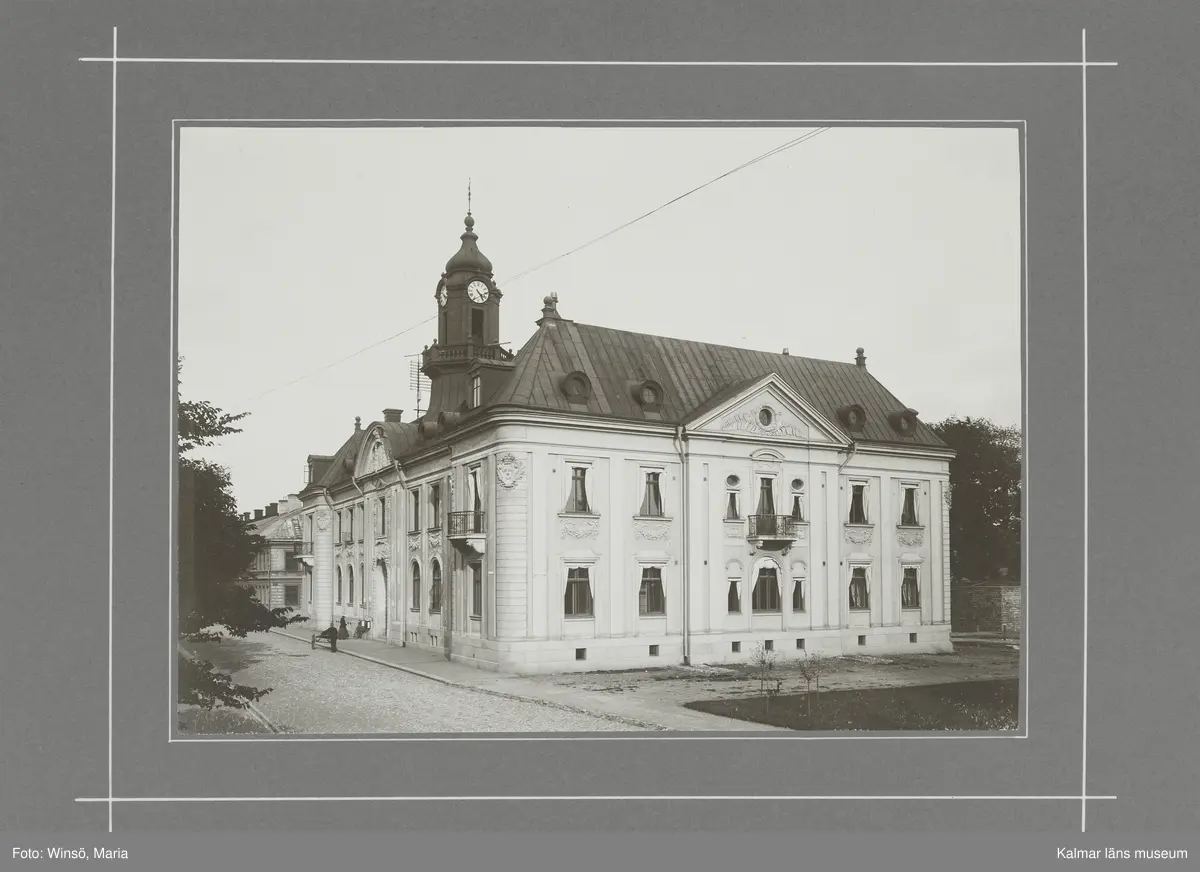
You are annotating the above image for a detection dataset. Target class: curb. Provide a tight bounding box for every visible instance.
[269,628,667,732]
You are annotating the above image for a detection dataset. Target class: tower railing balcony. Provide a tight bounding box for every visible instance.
[422,343,515,367]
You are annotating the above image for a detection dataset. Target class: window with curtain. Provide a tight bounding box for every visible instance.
[757,477,775,515]
[410,489,420,532]
[752,566,781,612]
[336,566,343,605]
[849,483,868,524]
[566,466,590,513]
[639,471,664,517]
[792,577,806,612]
[849,566,869,610]
[564,566,593,617]
[790,494,804,522]
[470,468,482,514]
[411,562,421,610]
[348,565,355,606]
[901,566,920,609]
[430,483,441,529]
[900,485,919,526]
[430,559,442,612]
[727,577,742,613]
[639,566,665,615]
[725,490,741,520]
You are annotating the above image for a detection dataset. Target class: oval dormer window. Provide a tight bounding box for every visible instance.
[635,379,664,408]
[887,408,919,436]
[759,407,774,427]
[837,404,867,432]
[562,371,591,403]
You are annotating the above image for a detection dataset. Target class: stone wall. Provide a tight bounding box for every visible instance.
[951,583,1022,635]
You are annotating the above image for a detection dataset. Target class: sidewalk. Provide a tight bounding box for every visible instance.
[271,627,786,732]
[951,631,1021,649]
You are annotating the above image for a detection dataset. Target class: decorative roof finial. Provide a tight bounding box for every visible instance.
[467,178,472,217]
[354,416,362,431]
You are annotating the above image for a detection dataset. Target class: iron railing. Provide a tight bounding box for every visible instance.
[747,515,800,538]
[449,511,486,537]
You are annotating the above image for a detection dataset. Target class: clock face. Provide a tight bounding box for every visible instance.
[467,280,490,303]
[437,287,448,307]
[640,387,657,404]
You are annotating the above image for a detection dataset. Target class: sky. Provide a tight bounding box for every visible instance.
[177,125,1022,515]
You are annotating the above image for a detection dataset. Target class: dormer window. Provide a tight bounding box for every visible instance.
[471,375,481,408]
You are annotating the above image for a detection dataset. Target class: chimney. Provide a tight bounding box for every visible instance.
[242,512,250,522]
[782,348,790,356]
[383,408,403,423]
[267,502,279,517]
[855,347,866,369]
[354,416,362,431]
[254,509,264,521]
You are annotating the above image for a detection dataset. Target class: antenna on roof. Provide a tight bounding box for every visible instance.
[408,359,429,418]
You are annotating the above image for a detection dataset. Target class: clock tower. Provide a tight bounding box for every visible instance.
[421,213,515,416]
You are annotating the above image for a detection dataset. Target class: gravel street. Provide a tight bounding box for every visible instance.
[180,631,641,734]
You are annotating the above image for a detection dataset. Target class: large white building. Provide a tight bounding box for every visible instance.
[290,213,955,673]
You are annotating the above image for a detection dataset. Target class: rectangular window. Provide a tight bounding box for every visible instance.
[790,494,804,522]
[849,483,868,525]
[470,307,485,342]
[357,504,364,541]
[727,577,742,613]
[470,563,483,618]
[849,566,869,611]
[564,567,593,617]
[429,483,442,529]
[792,577,805,612]
[410,489,421,532]
[639,566,665,616]
[469,467,482,514]
[566,466,591,513]
[639,471,664,517]
[284,585,299,607]
[471,375,481,408]
[725,490,740,520]
[901,566,921,609]
[900,485,919,526]
[752,567,781,613]
[757,477,775,515]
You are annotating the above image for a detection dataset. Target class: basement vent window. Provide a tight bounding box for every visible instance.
[857,635,867,647]
[764,640,774,652]
[796,639,805,650]
[910,633,918,644]
[731,641,741,653]
[575,648,587,661]
[649,645,660,657]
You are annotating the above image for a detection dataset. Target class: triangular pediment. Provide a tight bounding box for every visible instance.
[688,374,850,446]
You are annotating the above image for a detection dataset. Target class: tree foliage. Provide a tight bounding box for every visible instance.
[929,416,1022,582]
[177,361,306,721]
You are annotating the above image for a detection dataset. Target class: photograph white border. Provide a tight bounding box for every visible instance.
[86,26,1108,833]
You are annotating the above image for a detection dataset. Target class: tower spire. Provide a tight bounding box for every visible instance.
[467,178,472,218]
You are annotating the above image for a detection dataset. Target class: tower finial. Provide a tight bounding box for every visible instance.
[467,178,472,217]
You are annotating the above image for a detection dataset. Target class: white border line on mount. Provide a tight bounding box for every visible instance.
[174,117,1028,124]
[106,24,117,838]
[82,57,1118,67]
[1021,118,1031,739]
[1080,28,1090,836]
[75,794,1116,804]
[168,117,1030,745]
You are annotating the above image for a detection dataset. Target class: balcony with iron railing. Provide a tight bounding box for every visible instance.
[747,514,804,551]
[448,511,486,555]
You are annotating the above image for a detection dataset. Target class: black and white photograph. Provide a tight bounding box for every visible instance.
[175,125,1023,735]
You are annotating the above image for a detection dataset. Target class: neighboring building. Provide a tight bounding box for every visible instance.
[290,212,956,673]
[951,570,1022,637]
[241,496,307,612]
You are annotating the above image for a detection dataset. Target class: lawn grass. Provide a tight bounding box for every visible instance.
[685,679,1019,731]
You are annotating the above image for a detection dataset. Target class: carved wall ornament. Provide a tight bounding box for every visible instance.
[724,523,744,540]
[407,534,422,553]
[429,530,444,551]
[897,528,925,547]
[720,404,805,438]
[844,525,874,546]
[315,509,331,532]
[495,452,527,489]
[633,520,671,541]
[364,439,390,475]
[560,517,600,540]
[942,486,952,508]
[357,544,365,561]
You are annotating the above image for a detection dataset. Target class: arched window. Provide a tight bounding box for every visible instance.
[348,565,355,606]
[411,561,421,610]
[430,559,443,613]
[752,564,781,612]
[360,563,366,606]
[336,566,343,605]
